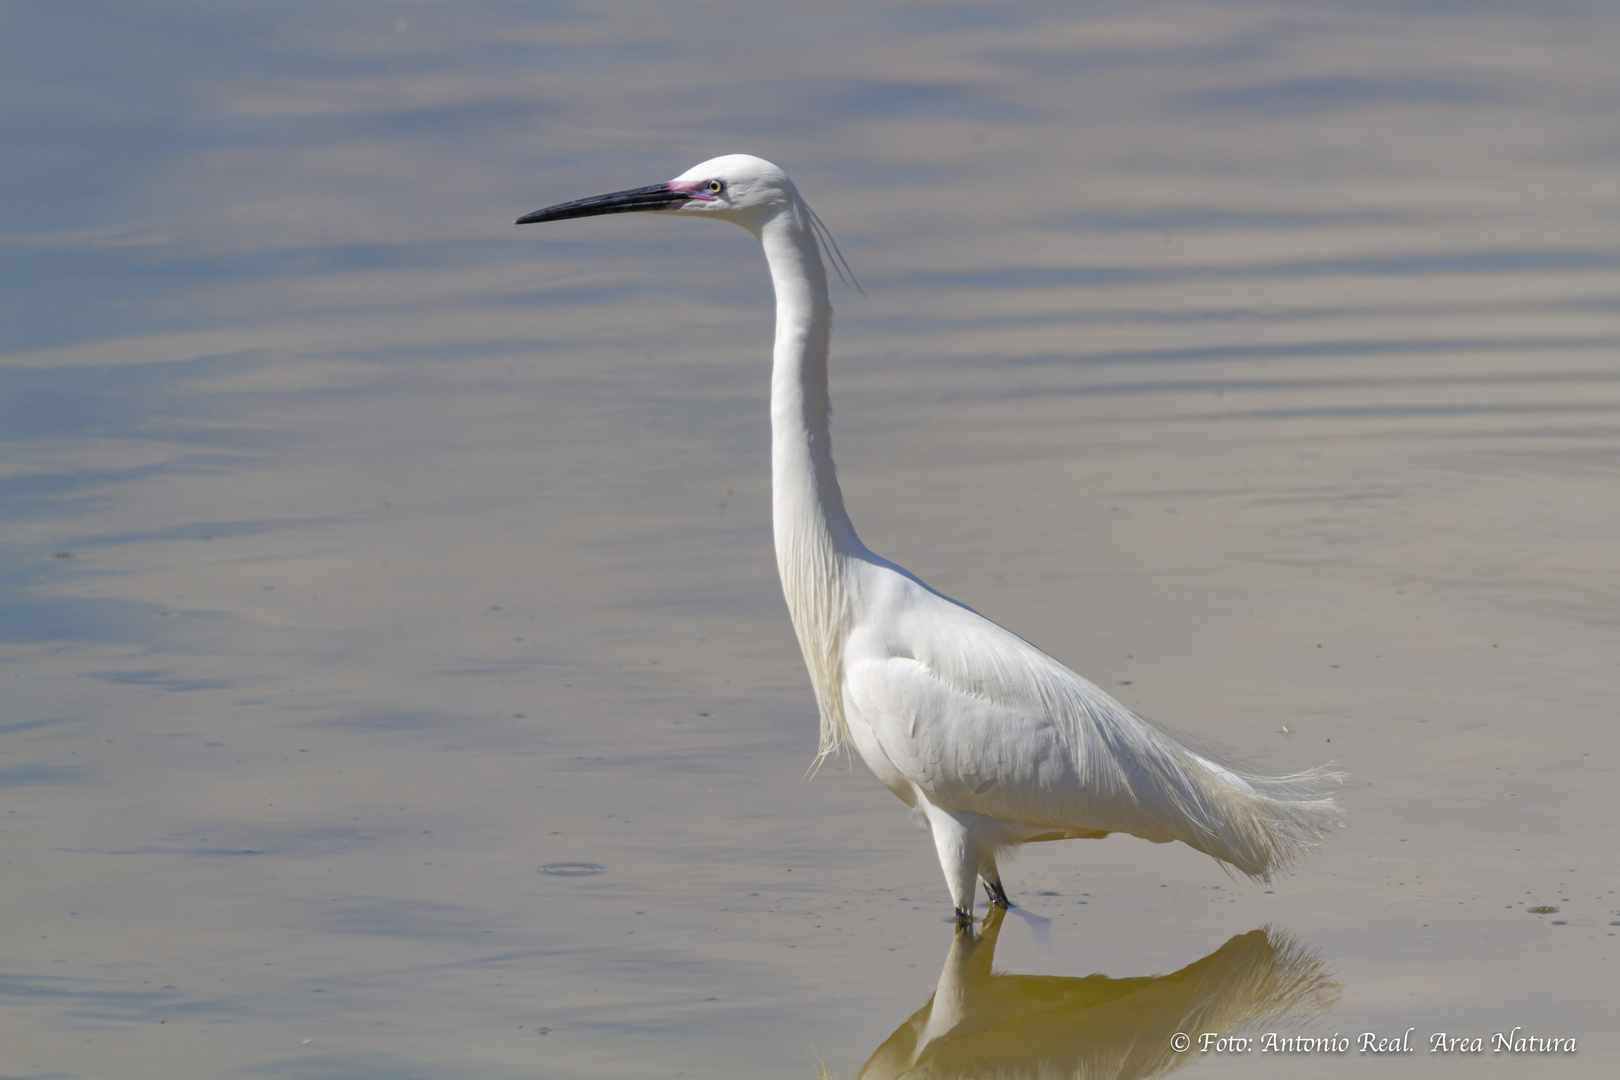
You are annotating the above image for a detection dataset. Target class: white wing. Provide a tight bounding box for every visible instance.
[841,564,1341,877]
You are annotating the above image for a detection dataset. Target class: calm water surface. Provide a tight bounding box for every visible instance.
[3,3,1618,1077]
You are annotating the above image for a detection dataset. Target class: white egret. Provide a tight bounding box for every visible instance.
[518,155,1342,922]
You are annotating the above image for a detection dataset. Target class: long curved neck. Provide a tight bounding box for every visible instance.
[757,204,861,762]
[760,210,862,562]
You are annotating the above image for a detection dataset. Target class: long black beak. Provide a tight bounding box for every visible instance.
[515,183,691,225]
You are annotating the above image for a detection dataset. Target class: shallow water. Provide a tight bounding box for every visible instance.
[3,3,1618,1077]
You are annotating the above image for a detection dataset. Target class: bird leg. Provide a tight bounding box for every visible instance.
[977,854,1012,909]
[915,794,980,918]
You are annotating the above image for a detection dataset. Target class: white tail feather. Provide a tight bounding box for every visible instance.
[1102,712,1344,880]
[1167,754,1345,881]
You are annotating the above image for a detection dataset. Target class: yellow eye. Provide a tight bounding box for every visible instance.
[706,179,724,194]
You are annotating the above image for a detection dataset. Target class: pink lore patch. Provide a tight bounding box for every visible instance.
[668,179,716,201]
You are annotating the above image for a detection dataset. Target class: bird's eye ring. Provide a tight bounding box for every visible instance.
[706,179,724,195]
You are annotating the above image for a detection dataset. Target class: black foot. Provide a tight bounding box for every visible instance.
[986,880,1012,909]
[953,906,973,926]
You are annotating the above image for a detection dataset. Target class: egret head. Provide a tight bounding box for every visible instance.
[516,154,796,231]
[517,155,860,292]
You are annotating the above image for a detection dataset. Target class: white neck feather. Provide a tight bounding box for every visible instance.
[757,205,864,762]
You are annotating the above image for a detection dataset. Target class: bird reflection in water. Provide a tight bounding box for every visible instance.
[849,908,1339,1080]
